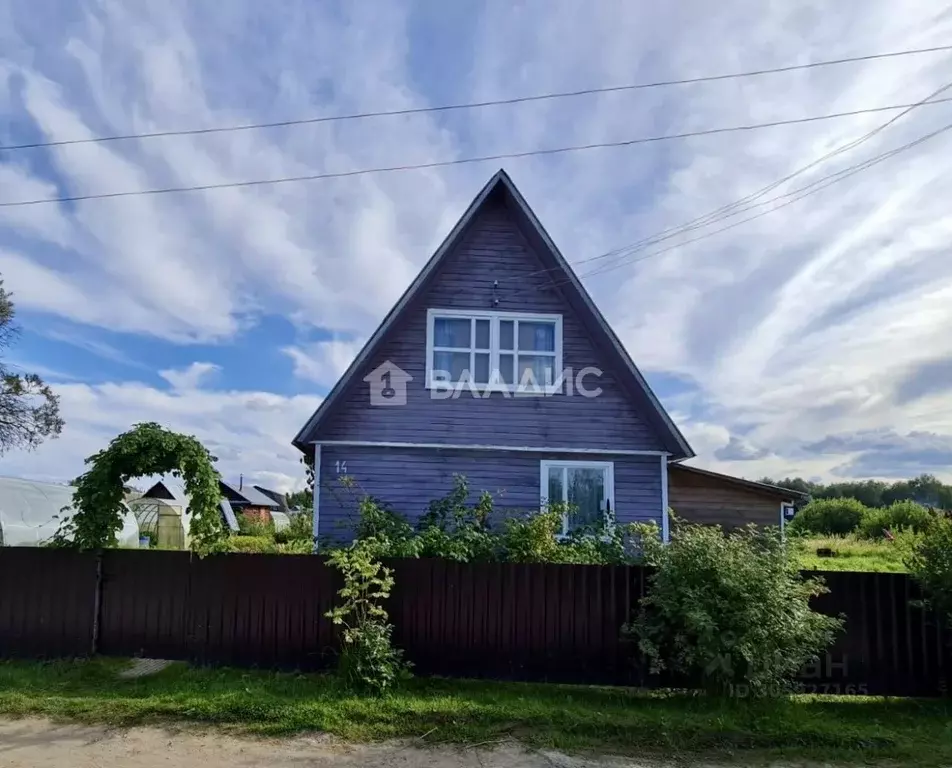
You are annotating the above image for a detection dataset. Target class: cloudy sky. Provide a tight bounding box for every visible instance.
[1,0,951,492]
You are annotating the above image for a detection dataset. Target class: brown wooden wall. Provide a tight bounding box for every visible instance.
[668,468,790,528]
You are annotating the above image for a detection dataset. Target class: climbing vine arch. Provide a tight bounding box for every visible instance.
[70,422,225,553]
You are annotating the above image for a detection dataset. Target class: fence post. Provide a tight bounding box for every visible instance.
[89,550,104,656]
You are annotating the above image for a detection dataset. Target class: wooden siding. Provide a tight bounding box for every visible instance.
[318,198,665,452]
[318,445,662,541]
[668,468,791,528]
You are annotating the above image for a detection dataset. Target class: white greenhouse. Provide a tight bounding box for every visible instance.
[0,476,140,548]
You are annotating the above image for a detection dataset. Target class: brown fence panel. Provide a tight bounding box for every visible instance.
[186,552,340,669]
[0,548,98,657]
[98,550,192,659]
[388,560,646,684]
[2,549,950,697]
[802,570,950,696]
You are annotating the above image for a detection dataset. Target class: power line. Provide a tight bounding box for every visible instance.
[3,43,951,152]
[3,98,952,208]
[506,119,952,296]
[502,79,952,287]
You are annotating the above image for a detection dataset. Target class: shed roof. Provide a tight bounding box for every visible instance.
[292,169,693,459]
[223,481,280,509]
[669,464,807,500]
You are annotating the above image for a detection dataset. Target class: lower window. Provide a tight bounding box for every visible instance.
[540,460,615,536]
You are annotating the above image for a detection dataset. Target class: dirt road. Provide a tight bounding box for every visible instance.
[0,717,670,768]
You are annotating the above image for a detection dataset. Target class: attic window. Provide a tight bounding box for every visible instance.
[426,309,563,393]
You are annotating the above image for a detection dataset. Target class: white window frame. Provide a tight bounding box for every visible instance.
[539,459,615,537]
[425,308,563,394]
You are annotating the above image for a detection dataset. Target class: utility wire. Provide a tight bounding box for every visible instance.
[504,119,952,297]
[3,44,951,152]
[502,79,952,288]
[3,98,952,208]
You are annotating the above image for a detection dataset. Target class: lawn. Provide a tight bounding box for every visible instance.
[798,536,909,573]
[0,659,951,765]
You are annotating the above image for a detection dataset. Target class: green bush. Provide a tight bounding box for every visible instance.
[226,535,277,554]
[274,512,313,544]
[858,500,937,539]
[788,498,867,536]
[627,521,842,695]
[237,512,275,538]
[905,516,952,624]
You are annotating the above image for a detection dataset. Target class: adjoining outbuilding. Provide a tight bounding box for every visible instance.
[0,476,140,547]
[667,464,804,530]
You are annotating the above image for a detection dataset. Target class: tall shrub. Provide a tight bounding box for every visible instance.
[788,498,867,536]
[628,521,842,695]
[325,537,408,693]
[905,516,952,625]
[858,500,936,539]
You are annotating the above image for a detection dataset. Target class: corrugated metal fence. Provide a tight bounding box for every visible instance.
[0,549,949,695]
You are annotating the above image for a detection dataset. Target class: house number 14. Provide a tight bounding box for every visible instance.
[335,460,347,474]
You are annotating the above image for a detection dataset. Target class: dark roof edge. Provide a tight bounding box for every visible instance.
[499,171,694,460]
[670,463,807,499]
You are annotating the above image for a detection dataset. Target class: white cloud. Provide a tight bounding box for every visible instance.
[283,339,363,388]
[0,377,321,493]
[2,0,952,483]
[159,362,220,390]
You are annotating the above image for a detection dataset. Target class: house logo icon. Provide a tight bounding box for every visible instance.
[363,361,413,406]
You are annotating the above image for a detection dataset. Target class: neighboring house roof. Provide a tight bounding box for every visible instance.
[222,481,280,509]
[141,477,188,504]
[293,169,694,459]
[142,475,240,532]
[253,485,290,511]
[669,464,807,500]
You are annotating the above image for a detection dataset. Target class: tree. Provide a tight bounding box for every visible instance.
[0,280,63,453]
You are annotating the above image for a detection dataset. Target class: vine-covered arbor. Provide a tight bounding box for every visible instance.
[68,422,224,553]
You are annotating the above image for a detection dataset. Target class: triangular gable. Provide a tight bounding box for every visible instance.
[293,169,694,459]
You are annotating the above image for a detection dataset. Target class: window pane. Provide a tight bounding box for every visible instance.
[434,317,471,348]
[473,353,490,383]
[432,351,470,382]
[499,320,514,350]
[518,321,555,352]
[474,319,490,349]
[498,353,514,385]
[547,467,564,508]
[566,468,605,531]
[517,355,556,387]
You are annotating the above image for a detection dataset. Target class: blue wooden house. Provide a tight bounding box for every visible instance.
[293,169,696,542]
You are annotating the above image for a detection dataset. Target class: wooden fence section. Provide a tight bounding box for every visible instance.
[0,548,99,657]
[0,548,949,695]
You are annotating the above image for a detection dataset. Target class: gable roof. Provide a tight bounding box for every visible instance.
[253,485,290,510]
[221,481,280,509]
[293,169,694,459]
[669,464,807,500]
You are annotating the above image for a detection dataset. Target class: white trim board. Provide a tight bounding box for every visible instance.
[660,454,670,542]
[313,440,667,456]
[312,444,322,552]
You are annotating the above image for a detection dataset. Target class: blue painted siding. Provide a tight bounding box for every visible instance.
[318,445,662,542]
[317,198,666,452]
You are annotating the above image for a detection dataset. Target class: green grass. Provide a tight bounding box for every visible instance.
[1,659,951,765]
[798,536,910,573]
